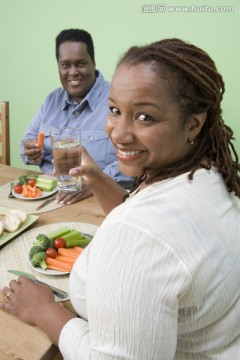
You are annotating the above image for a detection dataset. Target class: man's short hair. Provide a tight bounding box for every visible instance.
[55,28,95,62]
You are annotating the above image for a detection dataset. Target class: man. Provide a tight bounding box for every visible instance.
[20,29,132,204]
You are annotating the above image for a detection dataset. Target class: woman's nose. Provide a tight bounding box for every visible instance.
[106,117,134,144]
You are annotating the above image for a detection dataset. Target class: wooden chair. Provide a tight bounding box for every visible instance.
[0,101,10,165]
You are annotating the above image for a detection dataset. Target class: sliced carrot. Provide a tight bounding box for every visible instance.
[35,188,41,198]
[22,184,29,197]
[20,184,41,198]
[46,257,72,272]
[38,131,44,150]
[72,246,84,253]
[47,264,73,272]
[55,255,76,265]
[22,184,41,198]
[58,248,80,258]
[28,188,35,198]
[29,186,37,193]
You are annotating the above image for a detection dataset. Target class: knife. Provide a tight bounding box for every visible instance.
[8,270,68,299]
[35,195,57,210]
[8,181,15,198]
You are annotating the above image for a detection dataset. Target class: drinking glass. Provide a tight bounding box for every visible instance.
[50,127,82,192]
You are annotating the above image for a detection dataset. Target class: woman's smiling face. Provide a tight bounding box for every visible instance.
[105,64,196,178]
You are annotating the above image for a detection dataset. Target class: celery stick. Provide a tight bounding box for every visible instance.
[36,177,57,191]
[36,183,55,191]
[61,230,92,248]
[47,226,71,240]
[62,230,85,241]
[65,237,91,248]
[37,176,57,184]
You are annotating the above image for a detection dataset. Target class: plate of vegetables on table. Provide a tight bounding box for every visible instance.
[28,225,93,275]
[12,174,58,200]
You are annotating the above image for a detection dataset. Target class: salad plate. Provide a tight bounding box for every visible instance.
[26,222,98,276]
[12,186,58,200]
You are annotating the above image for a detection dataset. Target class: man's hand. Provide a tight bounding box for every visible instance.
[24,139,43,163]
[56,183,93,205]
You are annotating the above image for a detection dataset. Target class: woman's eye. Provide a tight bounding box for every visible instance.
[109,107,120,115]
[137,113,152,122]
[61,63,69,69]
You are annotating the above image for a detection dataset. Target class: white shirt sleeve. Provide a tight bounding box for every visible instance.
[59,318,90,359]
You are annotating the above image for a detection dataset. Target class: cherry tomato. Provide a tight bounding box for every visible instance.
[14,184,23,194]
[54,238,66,249]
[28,178,36,187]
[46,247,58,259]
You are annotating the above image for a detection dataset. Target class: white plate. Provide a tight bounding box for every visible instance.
[26,222,98,276]
[27,257,70,275]
[12,186,58,200]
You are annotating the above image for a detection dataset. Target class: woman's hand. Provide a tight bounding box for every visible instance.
[0,276,56,326]
[68,147,104,188]
[69,147,127,214]
[53,148,102,205]
[0,277,76,345]
[54,147,126,212]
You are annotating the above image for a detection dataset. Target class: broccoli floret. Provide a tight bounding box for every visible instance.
[18,175,28,185]
[29,245,43,258]
[31,251,47,270]
[33,234,50,250]
[30,174,38,180]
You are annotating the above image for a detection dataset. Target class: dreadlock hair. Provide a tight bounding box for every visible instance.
[118,38,240,198]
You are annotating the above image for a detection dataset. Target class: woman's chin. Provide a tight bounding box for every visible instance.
[119,164,142,178]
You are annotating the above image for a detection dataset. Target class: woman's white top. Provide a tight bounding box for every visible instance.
[59,168,240,359]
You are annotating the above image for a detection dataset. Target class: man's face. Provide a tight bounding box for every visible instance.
[58,41,96,103]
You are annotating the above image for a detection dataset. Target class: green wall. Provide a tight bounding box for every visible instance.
[0,0,239,170]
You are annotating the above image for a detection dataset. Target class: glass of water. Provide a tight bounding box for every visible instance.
[50,127,82,192]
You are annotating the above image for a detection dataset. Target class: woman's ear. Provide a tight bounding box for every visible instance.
[188,112,207,140]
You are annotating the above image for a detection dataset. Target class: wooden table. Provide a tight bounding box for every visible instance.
[0,164,105,359]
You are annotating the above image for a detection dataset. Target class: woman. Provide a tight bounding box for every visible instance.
[1,39,240,359]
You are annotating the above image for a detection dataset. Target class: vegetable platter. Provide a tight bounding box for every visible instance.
[12,174,58,200]
[27,223,97,275]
